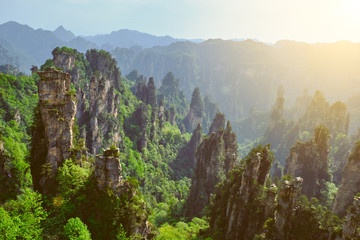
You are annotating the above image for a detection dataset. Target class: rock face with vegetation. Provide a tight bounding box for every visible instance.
[158,72,189,122]
[86,49,123,154]
[34,67,76,193]
[208,145,274,240]
[94,146,152,238]
[269,86,284,131]
[342,195,360,239]
[262,86,286,149]
[135,76,157,108]
[51,47,123,155]
[274,177,303,239]
[185,116,237,217]
[285,125,330,201]
[333,140,360,217]
[95,147,122,191]
[208,112,226,134]
[183,87,204,133]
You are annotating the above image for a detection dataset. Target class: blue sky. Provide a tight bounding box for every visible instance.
[1,0,360,43]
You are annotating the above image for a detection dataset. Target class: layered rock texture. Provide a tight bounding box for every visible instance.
[34,67,76,193]
[185,116,237,217]
[95,147,122,191]
[208,145,274,240]
[94,146,152,238]
[274,177,303,239]
[285,125,330,201]
[333,140,360,217]
[135,76,157,108]
[208,112,226,134]
[262,86,286,149]
[342,195,360,239]
[183,87,204,133]
[52,48,123,155]
[272,90,350,166]
[172,123,203,179]
[269,86,284,131]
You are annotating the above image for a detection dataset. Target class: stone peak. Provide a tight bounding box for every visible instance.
[38,67,71,81]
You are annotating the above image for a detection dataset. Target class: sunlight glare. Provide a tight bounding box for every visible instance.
[342,0,360,22]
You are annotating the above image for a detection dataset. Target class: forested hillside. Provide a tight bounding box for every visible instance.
[1,45,360,239]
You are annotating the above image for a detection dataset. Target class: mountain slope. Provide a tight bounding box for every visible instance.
[84,29,181,50]
[53,25,76,42]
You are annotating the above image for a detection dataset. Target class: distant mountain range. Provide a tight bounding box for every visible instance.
[2,20,360,128]
[0,21,200,72]
[113,39,360,123]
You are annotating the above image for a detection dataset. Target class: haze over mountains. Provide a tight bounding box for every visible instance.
[1,21,360,127]
[0,21,191,72]
[2,17,360,239]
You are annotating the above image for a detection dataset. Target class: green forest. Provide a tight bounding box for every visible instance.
[0,46,359,240]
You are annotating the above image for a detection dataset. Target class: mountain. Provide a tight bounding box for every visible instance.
[53,25,76,42]
[112,39,360,124]
[0,21,197,73]
[0,21,63,68]
[84,29,182,50]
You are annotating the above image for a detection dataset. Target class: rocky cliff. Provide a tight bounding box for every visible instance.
[269,86,284,131]
[208,144,274,240]
[333,140,360,217]
[95,147,123,191]
[285,125,330,201]
[172,123,203,179]
[342,195,360,239]
[183,87,204,133]
[94,146,153,238]
[274,90,349,166]
[208,112,225,134]
[185,117,237,217]
[135,76,157,108]
[274,177,303,239]
[52,48,123,154]
[33,67,76,193]
[262,86,286,149]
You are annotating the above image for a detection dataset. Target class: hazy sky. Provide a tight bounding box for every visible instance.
[1,0,360,43]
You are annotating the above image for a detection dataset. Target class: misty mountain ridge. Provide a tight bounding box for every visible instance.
[0,21,202,72]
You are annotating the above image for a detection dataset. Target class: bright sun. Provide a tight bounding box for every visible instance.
[343,0,360,20]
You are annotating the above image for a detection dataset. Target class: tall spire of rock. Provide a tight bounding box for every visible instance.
[33,67,77,193]
[333,140,360,217]
[269,86,284,130]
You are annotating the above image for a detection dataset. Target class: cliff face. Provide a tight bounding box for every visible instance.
[333,140,360,217]
[208,112,225,134]
[94,146,152,238]
[95,147,122,191]
[269,86,284,131]
[285,126,330,201]
[86,50,122,154]
[274,177,303,239]
[203,95,220,133]
[135,76,157,108]
[53,48,123,154]
[183,87,204,133]
[133,102,149,151]
[262,86,286,149]
[208,145,274,240]
[185,118,237,217]
[288,89,312,121]
[88,70,121,154]
[274,90,349,167]
[172,123,203,179]
[342,195,360,239]
[34,67,76,193]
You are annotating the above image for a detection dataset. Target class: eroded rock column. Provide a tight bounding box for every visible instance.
[37,67,76,193]
[94,147,122,191]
